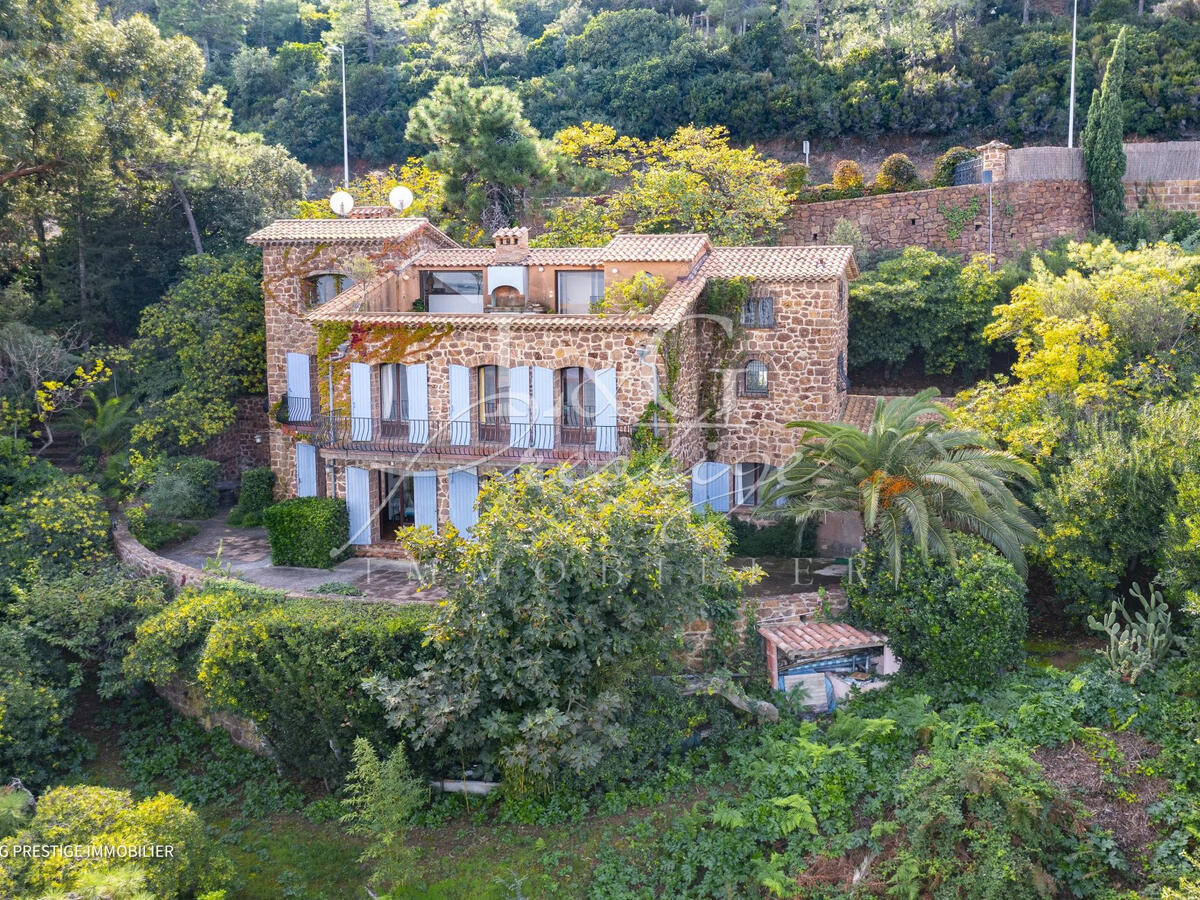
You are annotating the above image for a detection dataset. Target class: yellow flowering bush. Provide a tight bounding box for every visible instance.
[0,473,110,586]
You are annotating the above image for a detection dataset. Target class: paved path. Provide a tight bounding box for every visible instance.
[160,511,444,604]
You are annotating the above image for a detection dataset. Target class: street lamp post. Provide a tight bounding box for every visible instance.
[1067,0,1079,148]
[327,44,350,190]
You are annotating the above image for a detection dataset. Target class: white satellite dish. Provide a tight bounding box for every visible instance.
[388,185,414,211]
[329,190,355,217]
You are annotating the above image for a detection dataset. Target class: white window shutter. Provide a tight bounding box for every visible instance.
[449,364,471,446]
[285,352,311,422]
[406,363,429,444]
[594,367,617,452]
[346,466,371,545]
[532,366,555,450]
[295,443,317,497]
[349,362,373,441]
[448,467,479,534]
[509,365,531,448]
[413,471,438,532]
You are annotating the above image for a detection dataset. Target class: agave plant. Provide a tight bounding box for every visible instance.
[761,388,1039,583]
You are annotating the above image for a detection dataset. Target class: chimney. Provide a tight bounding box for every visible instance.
[349,205,395,219]
[492,227,529,263]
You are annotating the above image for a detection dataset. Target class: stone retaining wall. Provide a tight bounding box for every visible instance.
[112,521,208,590]
[682,588,848,667]
[783,180,1092,260]
[201,395,271,482]
[157,674,270,756]
[1126,179,1200,213]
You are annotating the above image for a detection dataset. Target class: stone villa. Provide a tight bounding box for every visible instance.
[247,208,858,553]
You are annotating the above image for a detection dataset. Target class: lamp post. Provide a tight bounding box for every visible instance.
[329,43,350,189]
[1067,0,1079,148]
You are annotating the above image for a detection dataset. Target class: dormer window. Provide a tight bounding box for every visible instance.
[307,273,355,305]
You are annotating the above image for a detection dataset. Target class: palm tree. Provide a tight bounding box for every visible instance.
[760,389,1039,583]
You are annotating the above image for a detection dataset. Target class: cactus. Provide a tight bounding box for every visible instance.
[1088,582,1184,684]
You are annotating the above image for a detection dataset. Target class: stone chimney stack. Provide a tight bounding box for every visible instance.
[349,205,395,219]
[976,141,1011,183]
[492,227,529,262]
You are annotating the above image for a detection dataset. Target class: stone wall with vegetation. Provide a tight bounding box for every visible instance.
[784,180,1093,259]
[1126,179,1200,212]
[201,395,271,482]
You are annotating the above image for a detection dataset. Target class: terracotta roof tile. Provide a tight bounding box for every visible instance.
[758,622,887,657]
[699,245,858,281]
[603,233,712,262]
[246,217,435,244]
[840,394,954,431]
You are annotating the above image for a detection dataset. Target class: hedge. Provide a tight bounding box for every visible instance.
[124,584,434,779]
[144,455,220,520]
[262,496,352,568]
[228,466,275,527]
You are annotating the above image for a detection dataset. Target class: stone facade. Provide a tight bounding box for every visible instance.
[1126,179,1200,213]
[783,180,1093,260]
[201,395,271,482]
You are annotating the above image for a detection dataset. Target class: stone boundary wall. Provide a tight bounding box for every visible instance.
[682,588,848,667]
[782,181,1092,260]
[201,395,271,482]
[157,674,269,756]
[1125,180,1200,213]
[113,521,209,590]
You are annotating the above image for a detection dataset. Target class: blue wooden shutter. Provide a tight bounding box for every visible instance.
[532,366,555,450]
[406,363,429,444]
[509,365,531,448]
[346,465,371,545]
[690,461,706,508]
[449,364,471,446]
[349,362,373,441]
[285,352,311,422]
[707,462,731,512]
[413,470,438,532]
[448,467,479,534]
[295,443,317,497]
[594,367,617,452]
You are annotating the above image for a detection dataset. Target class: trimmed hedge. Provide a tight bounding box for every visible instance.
[228,466,275,527]
[845,534,1027,688]
[124,583,434,779]
[262,497,352,568]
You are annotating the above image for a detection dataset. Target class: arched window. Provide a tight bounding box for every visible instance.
[742,359,769,396]
[306,273,355,305]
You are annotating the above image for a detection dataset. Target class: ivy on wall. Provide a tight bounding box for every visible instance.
[698,277,751,449]
[938,196,982,241]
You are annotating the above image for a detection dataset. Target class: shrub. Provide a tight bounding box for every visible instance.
[6,565,171,698]
[782,162,808,193]
[144,456,219,520]
[0,628,80,787]
[341,738,424,890]
[125,585,434,779]
[313,580,365,596]
[126,503,199,551]
[0,472,111,588]
[595,272,667,315]
[932,146,979,187]
[227,466,275,527]
[831,159,863,191]
[726,515,815,557]
[829,218,865,256]
[874,152,919,191]
[845,535,1027,687]
[0,784,232,899]
[262,497,352,568]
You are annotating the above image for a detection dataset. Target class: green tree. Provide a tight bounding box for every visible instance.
[366,462,756,786]
[849,248,1000,379]
[340,738,424,891]
[1081,27,1128,235]
[130,252,266,452]
[156,0,253,67]
[406,76,547,234]
[432,0,521,76]
[763,389,1038,583]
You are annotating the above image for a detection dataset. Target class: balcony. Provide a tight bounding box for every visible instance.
[279,408,641,463]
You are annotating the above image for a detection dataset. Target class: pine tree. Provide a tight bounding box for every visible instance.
[1082,27,1128,236]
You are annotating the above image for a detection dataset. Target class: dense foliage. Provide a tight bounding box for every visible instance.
[227,465,276,526]
[125,584,434,778]
[262,496,354,568]
[848,248,1001,379]
[367,462,757,786]
[847,535,1029,687]
[1082,27,1129,234]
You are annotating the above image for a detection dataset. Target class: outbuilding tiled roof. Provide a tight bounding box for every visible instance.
[246,217,437,245]
[700,245,858,281]
[603,233,712,262]
[759,622,887,657]
[839,394,954,431]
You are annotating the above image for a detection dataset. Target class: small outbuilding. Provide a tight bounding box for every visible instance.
[759,622,899,711]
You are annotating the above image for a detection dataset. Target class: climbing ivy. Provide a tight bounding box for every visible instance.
[938,196,981,241]
[698,278,751,448]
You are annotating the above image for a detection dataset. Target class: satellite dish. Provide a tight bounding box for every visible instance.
[388,185,414,211]
[329,190,354,217]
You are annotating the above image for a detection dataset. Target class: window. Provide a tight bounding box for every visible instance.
[837,351,849,393]
[379,364,408,421]
[478,365,510,424]
[307,273,355,305]
[421,270,484,313]
[735,462,776,507]
[838,278,848,311]
[561,367,596,428]
[742,294,775,328]
[742,359,769,396]
[381,472,415,537]
[557,270,605,315]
